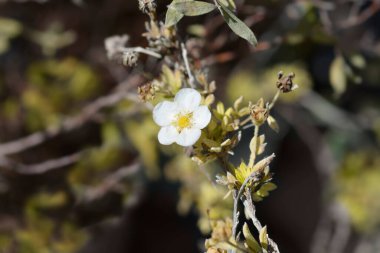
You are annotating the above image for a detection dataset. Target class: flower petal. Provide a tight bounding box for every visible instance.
[153,101,178,126]
[176,128,201,147]
[174,88,201,112]
[158,125,179,145]
[193,105,211,129]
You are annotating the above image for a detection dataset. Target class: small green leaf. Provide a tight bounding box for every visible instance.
[260,182,277,192]
[259,226,268,250]
[165,0,191,27]
[243,223,261,252]
[267,115,279,133]
[329,56,346,96]
[165,9,184,27]
[217,2,257,45]
[218,0,236,10]
[171,1,216,16]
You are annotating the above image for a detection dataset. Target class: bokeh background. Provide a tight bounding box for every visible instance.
[1,0,380,252]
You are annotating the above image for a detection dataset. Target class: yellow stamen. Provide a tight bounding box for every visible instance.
[177,114,192,129]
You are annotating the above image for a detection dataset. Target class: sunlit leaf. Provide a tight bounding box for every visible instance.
[243,223,261,252]
[259,226,268,249]
[217,2,257,45]
[218,0,236,10]
[171,1,216,16]
[267,115,279,133]
[165,0,191,27]
[329,56,347,96]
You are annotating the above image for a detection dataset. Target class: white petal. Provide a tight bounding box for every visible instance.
[176,128,201,147]
[153,101,178,126]
[193,105,211,129]
[158,126,179,145]
[174,88,201,112]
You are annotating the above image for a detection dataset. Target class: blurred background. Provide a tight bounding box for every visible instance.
[0,0,380,252]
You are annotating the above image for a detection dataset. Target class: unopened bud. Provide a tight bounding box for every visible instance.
[138,0,156,14]
[250,98,268,126]
[122,50,139,67]
[138,83,155,102]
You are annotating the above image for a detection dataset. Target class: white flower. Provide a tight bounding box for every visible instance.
[153,88,211,147]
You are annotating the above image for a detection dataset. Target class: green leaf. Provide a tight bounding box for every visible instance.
[243,223,261,252]
[218,0,236,10]
[217,2,257,45]
[171,1,216,16]
[165,0,190,27]
[267,115,279,133]
[259,226,268,250]
[329,56,347,96]
[260,182,277,192]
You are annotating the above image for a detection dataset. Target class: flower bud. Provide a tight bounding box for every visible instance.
[138,0,156,14]
[122,50,139,67]
[138,83,155,102]
[276,71,298,93]
[249,98,268,126]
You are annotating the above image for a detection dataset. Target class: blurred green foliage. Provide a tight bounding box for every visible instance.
[0,17,22,54]
[337,151,380,233]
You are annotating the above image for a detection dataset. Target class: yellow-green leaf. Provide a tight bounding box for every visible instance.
[243,223,261,252]
[259,226,268,250]
[267,115,279,133]
[165,0,190,27]
[329,56,346,96]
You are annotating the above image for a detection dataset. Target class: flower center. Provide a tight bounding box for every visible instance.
[176,113,192,130]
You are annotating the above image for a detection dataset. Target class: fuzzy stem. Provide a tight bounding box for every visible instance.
[181,42,195,88]
[268,90,281,110]
[244,192,280,253]
[240,116,252,127]
[124,47,162,58]
[232,170,261,242]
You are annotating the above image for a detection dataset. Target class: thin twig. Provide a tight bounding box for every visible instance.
[339,1,380,29]
[243,190,280,253]
[0,152,82,175]
[243,190,262,231]
[79,161,141,202]
[268,90,281,111]
[181,42,195,88]
[232,169,262,239]
[125,47,162,58]
[0,79,145,157]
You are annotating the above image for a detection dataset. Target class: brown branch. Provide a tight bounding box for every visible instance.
[0,151,82,175]
[0,76,146,157]
[339,1,380,29]
[78,161,140,203]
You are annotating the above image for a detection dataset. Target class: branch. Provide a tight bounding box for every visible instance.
[181,42,195,88]
[243,189,280,253]
[0,152,81,175]
[232,168,264,239]
[79,161,141,203]
[0,77,147,157]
